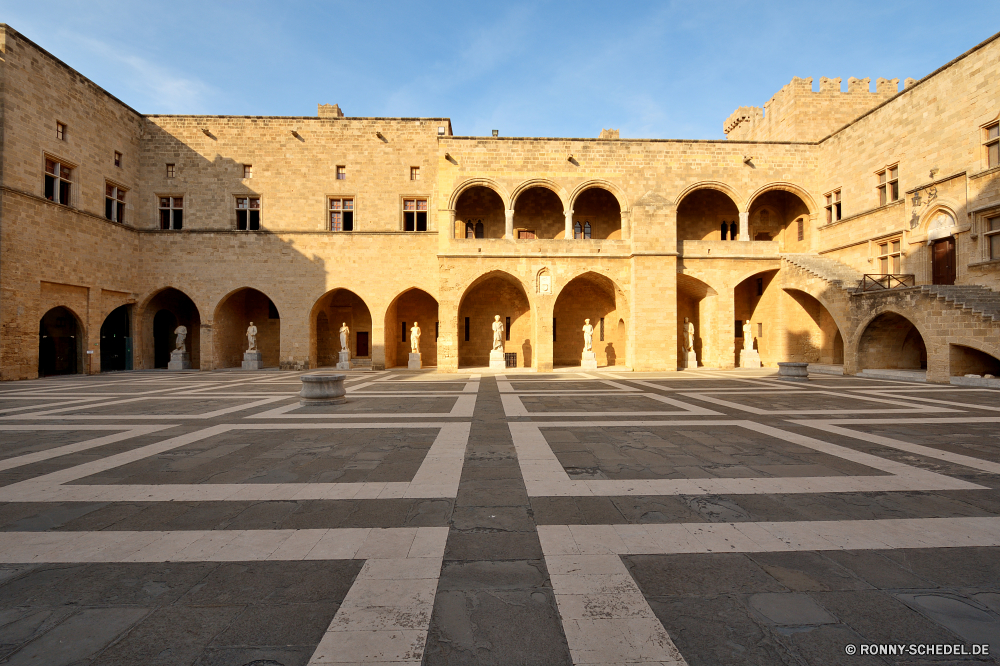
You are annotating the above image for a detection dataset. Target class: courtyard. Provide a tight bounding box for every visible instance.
[0,368,995,665]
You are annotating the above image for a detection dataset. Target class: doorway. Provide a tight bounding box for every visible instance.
[153,310,177,368]
[932,237,956,285]
[356,331,369,357]
[100,305,132,371]
[39,307,82,376]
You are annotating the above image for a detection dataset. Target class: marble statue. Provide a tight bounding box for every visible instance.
[246,322,257,352]
[492,315,504,351]
[684,317,694,351]
[339,323,349,352]
[582,319,594,352]
[174,325,187,352]
[743,320,753,351]
[410,322,421,353]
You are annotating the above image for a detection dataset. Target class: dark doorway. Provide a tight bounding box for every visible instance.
[356,331,369,357]
[932,237,956,285]
[153,309,177,369]
[100,305,132,372]
[39,307,82,376]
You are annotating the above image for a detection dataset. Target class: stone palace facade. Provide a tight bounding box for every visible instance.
[2,24,999,381]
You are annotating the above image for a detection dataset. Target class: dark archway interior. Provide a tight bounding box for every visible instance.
[748,190,810,250]
[385,289,439,368]
[458,275,532,368]
[215,289,280,368]
[100,305,132,372]
[314,290,373,367]
[572,189,622,240]
[39,306,82,376]
[949,344,1000,377]
[513,187,564,239]
[553,274,624,367]
[858,312,927,370]
[145,288,201,369]
[677,189,739,241]
[455,186,505,239]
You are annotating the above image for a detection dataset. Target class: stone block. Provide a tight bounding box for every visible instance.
[685,351,698,369]
[241,351,263,370]
[740,350,762,369]
[489,350,505,371]
[167,350,191,370]
[408,352,422,370]
[581,351,598,370]
[336,350,351,371]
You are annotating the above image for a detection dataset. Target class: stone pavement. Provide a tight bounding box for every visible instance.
[0,368,996,665]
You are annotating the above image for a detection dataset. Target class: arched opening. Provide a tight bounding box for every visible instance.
[857,312,927,371]
[553,272,628,368]
[143,288,201,369]
[312,289,373,369]
[734,270,779,366]
[784,290,844,365]
[455,186,505,239]
[949,344,1000,377]
[214,288,280,369]
[677,274,718,368]
[677,189,740,241]
[747,189,810,250]
[39,306,83,376]
[100,304,132,372]
[458,273,532,368]
[385,288,439,368]
[513,186,564,239]
[572,188,621,240]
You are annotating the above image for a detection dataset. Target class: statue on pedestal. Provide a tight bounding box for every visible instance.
[174,325,187,352]
[684,317,694,351]
[743,320,753,351]
[246,322,257,352]
[492,315,504,351]
[410,322,421,353]
[582,319,594,352]
[339,323,350,352]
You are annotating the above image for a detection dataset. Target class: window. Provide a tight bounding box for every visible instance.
[105,183,127,223]
[56,122,66,140]
[796,218,804,241]
[600,317,605,342]
[720,221,728,240]
[878,238,902,274]
[464,220,483,238]
[505,317,510,341]
[825,189,842,223]
[44,158,73,205]
[877,166,899,206]
[518,229,536,239]
[756,278,763,296]
[464,317,470,342]
[403,199,427,231]
[159,197,183,230]
[729,221,737,239]
[243,164,252,179]
[329,197,354,231]
[583,222,591,239]
[410,167,420,181]
[236,196,261,230]
[986,215,1000,260]
[402,322,407,341]
[166,164,176,178]
[114,151,122,167]
[336,165,346,180]
[987,122,999,169]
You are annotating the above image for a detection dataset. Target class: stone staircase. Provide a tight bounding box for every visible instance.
[918,285,1000,323]
[781,253,863,291]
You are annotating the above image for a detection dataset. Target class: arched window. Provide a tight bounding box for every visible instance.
[465,221,475,238]
[583,222,592,239]
[475,220,484,238]
[721,221,728,240]
[729,221,737,240]
[573,221,582,239]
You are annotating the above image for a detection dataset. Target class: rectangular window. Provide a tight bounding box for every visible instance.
[600,317,605,342]
[44,158,73,205]
[735,320,743,338]
[403,199,428,231]
[402,322,407,342]
[825,190,841,223]
[756,278,763,295]
[329,197,354,231]
[553,317,556,342]
[410,167,420,181]
[159,197,183,230]
[878,238,902,274]
[336,165,346,180]
[464,317,470,342]
[105,183,127,223]
[986,215,1000,260]
[757,322,763,338]
[236,196,261,230]
[243,164,252,179]
[877,166,899,206]
[56,122,66,140]
[517,229,536,239]
[166,164,176,178]
[796,218,804,241]
[114,151,122,167]
[987,122,999,169]
[505,316,510,341]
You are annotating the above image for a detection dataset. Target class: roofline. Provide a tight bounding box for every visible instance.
[445,136,814,145]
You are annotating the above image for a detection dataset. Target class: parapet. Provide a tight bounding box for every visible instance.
[598,128,620,140]
[318,103,345,118]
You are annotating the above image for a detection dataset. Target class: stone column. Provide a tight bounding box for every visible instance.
[444,209,457,238]
[534,296,554,372]
[199,323,214,371]
[739,212,750,241]
[437,297,459,372]
[504,210,514,240]
[564,210,574,239]
[620,211,630,240]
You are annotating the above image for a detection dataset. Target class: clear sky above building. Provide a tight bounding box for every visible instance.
[2,0,998,139]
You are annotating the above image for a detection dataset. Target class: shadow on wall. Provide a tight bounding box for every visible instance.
[950,344,1000,376]
[784,289,844,364]
[857,312,927,370]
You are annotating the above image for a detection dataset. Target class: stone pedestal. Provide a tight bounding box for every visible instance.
[167,350,191,370]
[740,350,761,369]
[685,351,698,369]
[777,361,809,381]
[489,349,506,370]
[336,350,351,371]
[581,351,598,370]
[242,351,263,370]
[299,373,347,406]
[408,353,422,370]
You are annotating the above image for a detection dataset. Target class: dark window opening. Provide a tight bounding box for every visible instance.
[159,197,183,230]
[505,316,510,341]
[404,199,427,231]
[553,317,557,342]
[402,321,407,342]
[464,317,470,342]
[465,221,475,238]
[600,317,605,342]
[730,221,737,239]
[330,198,354,231]
[721,222,728,240]
[797,218,804,241]
[757,278,763,296]
[735,320,743,337]
[584,221,591,239]
[475,221,484,238]
[268,301,279,319]
[236,197,261,231]
[105,183,126,224]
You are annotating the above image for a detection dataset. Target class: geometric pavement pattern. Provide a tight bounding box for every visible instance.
[0,368,996,664]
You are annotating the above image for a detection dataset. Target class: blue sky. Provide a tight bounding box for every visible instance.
[2,1,998,139]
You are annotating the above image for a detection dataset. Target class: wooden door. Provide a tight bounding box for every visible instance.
[932,237,956,285]
[356,331,369,357]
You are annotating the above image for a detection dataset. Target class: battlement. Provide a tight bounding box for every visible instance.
[318,103,345,118]
[724,75,917,142]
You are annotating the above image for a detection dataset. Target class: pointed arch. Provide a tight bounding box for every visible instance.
[747,181,817,215]
[137,287,201,370]
[673,181,745,212]
[310,288,374,369]
[213,287,281,369]
[510,179,569,210]
[569,180,630,212]
[384,287,439,368]
[458,270,532,368]
[39,306,85,376]
[552,270,630,368]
